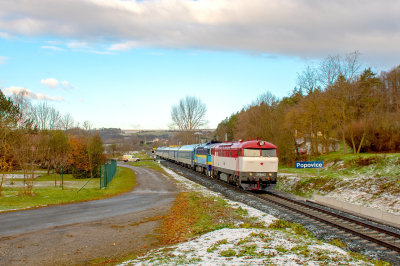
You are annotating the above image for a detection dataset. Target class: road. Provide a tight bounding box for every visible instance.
[0,163,179,265]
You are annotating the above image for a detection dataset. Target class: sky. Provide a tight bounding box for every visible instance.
[1,0,399,130]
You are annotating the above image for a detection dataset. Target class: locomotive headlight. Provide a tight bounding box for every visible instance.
[259,141,264,146]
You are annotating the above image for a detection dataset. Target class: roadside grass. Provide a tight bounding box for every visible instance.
[0,166,136,212]
[155,192,266,245]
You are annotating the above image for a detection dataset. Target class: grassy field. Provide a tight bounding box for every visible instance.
[128,152,164,172]
[0,166,136,212]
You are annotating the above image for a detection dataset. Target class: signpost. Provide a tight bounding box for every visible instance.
[295,161,324,178]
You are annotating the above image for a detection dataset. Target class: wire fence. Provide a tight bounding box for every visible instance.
[100,159,117,189]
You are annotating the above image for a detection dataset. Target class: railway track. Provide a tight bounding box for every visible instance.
[161,160,400,259]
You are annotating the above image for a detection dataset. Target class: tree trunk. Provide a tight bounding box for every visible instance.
[348,126,357,154]
[357,133,366,154]
[342,128,347,155]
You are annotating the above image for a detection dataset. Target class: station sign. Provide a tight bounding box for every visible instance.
[295,161,324,169]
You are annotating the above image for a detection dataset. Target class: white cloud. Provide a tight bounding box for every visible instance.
[61,80,77,90]
[40,78,59,89]
[108,41,139,51]
[41,46,65,51]
[45,40,61,44]
[0,31,12,39]
[0,56,9,64]
[2,87,65,101]
[67,41,87,48]
[91,50,116,55]
[1,0,400,66]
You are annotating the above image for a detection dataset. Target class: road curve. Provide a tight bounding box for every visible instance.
[0,163,178,237]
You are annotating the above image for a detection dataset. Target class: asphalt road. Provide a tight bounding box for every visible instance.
[0,163,178,237]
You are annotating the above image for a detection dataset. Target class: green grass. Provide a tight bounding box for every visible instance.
[0,166,136,212]
[129,153,164,172]
[133,152,155,160]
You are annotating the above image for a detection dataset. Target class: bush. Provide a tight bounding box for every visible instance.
[350,156,385,167]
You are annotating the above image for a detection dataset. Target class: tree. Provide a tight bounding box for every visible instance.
[170,96,207,144]
[0,90,21,196]
[355,68,382,153]
[49,130,70,182]
[30,102,61,131]
[297,64,320,94]
[87,133,105,177]
[69,135,90,179]
[215,113,238,141]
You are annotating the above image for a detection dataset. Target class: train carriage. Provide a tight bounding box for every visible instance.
[177,144,199,168]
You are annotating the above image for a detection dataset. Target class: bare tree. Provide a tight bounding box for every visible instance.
[319,55,342,89]
[342,51,363,81]
[297,65,320,94]
[61,113,75,133]
[171,96,207,144]
[30,102,62,131]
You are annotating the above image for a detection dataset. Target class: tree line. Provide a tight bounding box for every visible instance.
[0,92,104,196]
[215,51,400,165]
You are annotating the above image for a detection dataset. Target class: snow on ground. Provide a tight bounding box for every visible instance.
[118,166,374,266]
[1,174,42,179]
[278,169,400,215]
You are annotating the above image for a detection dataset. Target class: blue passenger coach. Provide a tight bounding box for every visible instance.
[177,144,199,168]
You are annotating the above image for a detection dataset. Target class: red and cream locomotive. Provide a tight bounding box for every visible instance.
[211,140,278,191]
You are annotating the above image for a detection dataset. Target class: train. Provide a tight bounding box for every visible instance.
[155,139,278,191]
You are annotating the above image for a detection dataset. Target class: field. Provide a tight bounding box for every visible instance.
[0,166,136,212]
[128,152,164,172]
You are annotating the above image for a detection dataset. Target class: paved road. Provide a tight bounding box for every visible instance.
[0,163,177,237]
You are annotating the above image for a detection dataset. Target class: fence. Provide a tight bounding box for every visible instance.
[100,159,117,189]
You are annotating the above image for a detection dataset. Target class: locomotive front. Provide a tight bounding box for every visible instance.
[238,140,278,190]
[212,140,278,191]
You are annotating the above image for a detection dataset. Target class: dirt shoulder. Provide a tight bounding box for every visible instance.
[0,164,180,266]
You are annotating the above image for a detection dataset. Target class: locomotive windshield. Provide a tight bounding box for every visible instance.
[262,149,277,157]
[244,148,277,157]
